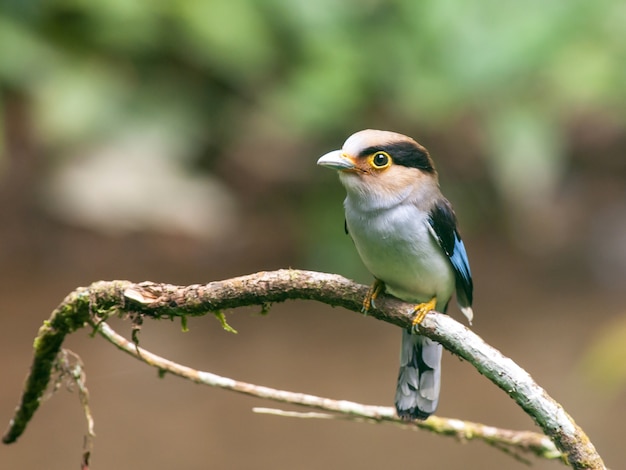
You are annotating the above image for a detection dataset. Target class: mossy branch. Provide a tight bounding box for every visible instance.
[2,269,606,469]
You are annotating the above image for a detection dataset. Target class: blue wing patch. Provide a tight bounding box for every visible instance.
[427,200,473,313]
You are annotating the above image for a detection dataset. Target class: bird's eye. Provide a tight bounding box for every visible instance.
[371,152,391,169]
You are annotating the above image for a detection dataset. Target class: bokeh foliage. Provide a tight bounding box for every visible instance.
[1,0,624,166]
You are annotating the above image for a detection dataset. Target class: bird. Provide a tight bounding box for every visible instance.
[317,129,473,420]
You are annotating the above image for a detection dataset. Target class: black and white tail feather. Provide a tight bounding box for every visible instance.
[395,331,442,419]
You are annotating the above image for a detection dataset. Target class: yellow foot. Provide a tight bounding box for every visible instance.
[411,297,437,326]
[362,279,385,314]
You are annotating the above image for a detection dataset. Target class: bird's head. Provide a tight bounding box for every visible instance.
[317,129,439,205]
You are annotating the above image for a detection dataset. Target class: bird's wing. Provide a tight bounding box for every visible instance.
[427,199,474,321]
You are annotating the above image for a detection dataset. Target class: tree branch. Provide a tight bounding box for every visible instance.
[2,269,606,469]
[96,320,561,463]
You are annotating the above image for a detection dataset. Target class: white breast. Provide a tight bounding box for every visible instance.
[345,198,455,309]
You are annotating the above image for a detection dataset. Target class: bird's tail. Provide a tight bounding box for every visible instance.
[395,329,442,420]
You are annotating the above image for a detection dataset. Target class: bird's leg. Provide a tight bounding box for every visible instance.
[411,296,437,327]
[362,279,385,313]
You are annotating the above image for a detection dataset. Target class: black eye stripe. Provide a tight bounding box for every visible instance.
[358,142,435,172]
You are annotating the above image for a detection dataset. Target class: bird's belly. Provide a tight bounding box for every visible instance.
[348,216,455,306]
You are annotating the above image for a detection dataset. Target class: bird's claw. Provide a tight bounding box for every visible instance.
[411,297,437,331]
[362,279,385,314]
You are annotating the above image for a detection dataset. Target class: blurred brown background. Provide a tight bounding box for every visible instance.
[1,1,625,469]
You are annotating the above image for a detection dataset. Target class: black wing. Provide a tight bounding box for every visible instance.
[427,199,473,310]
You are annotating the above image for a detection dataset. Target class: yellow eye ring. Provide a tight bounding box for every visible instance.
[370,151,391,169]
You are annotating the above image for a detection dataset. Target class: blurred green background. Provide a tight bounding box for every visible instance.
[1,1,625,468]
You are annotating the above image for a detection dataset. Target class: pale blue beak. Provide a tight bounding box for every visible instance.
[317,150,356,171]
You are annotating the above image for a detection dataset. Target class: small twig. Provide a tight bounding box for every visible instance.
[253,407,557,465]
[96,321,561,463]
[254,409,337,420]
[46,349,95,469]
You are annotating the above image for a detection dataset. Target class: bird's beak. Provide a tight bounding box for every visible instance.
[317,150,356,171]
